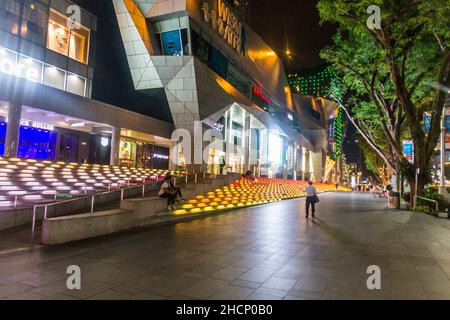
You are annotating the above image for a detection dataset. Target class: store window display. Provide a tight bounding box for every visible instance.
[47,9,90,64]
[119,139,136,167]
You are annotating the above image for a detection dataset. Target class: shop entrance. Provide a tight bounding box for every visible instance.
[58,133,79,163]
[17,125,57,160]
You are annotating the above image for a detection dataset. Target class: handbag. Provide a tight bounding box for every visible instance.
[167,186,178,195]
[313,195,320,203]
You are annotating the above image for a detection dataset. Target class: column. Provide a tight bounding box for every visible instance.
[110,126,121,166]
[4,103,22,158]
[244,113,251,172]
[225,111,232,172]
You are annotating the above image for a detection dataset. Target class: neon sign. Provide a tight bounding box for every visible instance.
[252,86,270,104]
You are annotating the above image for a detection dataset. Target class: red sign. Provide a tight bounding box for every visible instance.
[253,85,270,104]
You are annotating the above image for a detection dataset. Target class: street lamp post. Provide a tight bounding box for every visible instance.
[440,107,446,194]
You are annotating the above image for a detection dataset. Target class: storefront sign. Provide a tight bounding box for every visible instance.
[0,48,42,82]
[153,153,169,160]
[252,85,270,104]
[20,120,54,131]
[213,123,225,131]
[100,137,109,147]
[201,0,246,56]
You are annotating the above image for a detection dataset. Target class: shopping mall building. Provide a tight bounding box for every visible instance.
[0,0,332,181]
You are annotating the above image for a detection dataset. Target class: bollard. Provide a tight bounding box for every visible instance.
[142,184,145,197]
[90,195,95,214]
[31,206,37,243]
[121,189,124,201]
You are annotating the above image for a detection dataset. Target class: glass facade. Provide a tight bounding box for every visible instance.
[153,15,189,56]
[0,0,21,35]
[120,138,170,169]
[1,2,91,65]
[190,25,275,111]
[88,134,111,165]
[21,0,49,46]
[0,45,90,97]
[0,121,57,160]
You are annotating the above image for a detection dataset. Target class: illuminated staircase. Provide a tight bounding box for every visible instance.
[0,157,183,208]
[173,177,350,215]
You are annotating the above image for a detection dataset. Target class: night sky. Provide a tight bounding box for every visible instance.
[249,0,337,70]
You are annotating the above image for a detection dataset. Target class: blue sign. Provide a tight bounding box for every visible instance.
[403,140,414,164]
[423,114,450,133]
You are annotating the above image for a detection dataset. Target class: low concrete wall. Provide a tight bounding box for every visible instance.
[0,182,160,231]
[41,173,242,244]
[42,209,134,245]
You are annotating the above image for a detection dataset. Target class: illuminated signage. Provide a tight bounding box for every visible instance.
[153,153,169,160]
[285,112,294,121]
[0,48,42,82]
[0,46,87,98]
[101,137,109,147]
[213,123,225,131]
[20,120,54,131]
[201,0,246,56]
[252,85,270,104]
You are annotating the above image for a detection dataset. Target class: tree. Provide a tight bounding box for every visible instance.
[318,0,450,197]
[321,31,406,188]
[359,139,390,185]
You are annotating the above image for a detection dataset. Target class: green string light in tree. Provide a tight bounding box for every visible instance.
[332,105,343,160]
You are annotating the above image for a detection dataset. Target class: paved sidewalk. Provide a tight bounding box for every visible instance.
[1,192,450,300]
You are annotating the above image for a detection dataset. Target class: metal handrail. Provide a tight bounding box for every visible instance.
[29,172,203,243]
[415,196,439,213]
[30,181,156,243]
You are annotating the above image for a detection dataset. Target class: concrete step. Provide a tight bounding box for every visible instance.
[42,208,133,245]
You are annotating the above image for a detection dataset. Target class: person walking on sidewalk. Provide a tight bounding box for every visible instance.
[305,181,319,218]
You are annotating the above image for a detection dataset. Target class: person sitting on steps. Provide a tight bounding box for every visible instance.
[159,174,183,210]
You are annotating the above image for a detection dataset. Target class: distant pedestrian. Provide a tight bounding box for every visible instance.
[220,157,226,175]
[305,181,319,218]
[243,170,254,180]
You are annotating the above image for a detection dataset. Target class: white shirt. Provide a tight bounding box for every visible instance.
[159,181,170,196]
[306,185,316,197]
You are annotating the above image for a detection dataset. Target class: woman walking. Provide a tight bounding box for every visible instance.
[305,181,319,218]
